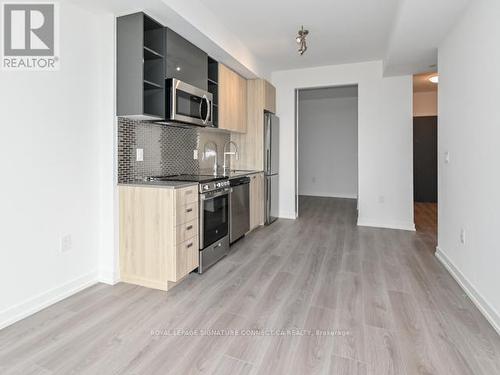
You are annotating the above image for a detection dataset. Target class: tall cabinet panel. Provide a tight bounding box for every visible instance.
[165,28,208,90]
[117,12,165,120]
[231,79,276,170]
[249,172,265,230]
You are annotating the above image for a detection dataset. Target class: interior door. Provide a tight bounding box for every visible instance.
[413,116,438,202]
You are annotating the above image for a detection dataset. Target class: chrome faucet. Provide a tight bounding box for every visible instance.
[202,141,218,175]
[223,140,239,174]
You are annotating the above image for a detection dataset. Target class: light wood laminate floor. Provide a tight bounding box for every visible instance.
[414,202,438,249]
[1,196,499,374]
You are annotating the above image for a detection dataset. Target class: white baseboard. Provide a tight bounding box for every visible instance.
[357,219,416,231]
[98,268,120,285]
[299,193,358,199]
[278,211,298,220]
[436,247,500,335]
[0,270,99,330]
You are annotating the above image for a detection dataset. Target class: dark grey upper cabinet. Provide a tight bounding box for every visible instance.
[165,28,208,90]
[117,12,165,120]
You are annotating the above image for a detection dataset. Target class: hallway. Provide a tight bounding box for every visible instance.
[0,197,499,374]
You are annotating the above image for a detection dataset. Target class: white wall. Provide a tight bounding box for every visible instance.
[0,2,115,329]
[437,0,500,332]
[413,91,438,117]
[272,61,414,230]
[298,91,358,199]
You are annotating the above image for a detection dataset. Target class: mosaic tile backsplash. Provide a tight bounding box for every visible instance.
[118,118,230,182]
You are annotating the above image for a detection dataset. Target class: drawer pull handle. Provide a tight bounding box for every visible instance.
[186,208,193,213]
[186,191,193,195]
[187,242,193,248]
[186,225,193,230]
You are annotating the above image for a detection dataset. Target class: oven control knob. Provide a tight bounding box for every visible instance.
[216,182,221,188]
[203,185,209,190]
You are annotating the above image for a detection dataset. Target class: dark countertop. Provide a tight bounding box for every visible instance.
[226,170,263,179]
[118,170,263,189]
[118,180,198,189]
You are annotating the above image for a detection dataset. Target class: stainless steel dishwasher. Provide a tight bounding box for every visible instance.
[229,176,250,243]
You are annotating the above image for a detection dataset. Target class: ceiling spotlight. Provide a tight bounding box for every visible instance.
[296,25,309,56]
[429,75,439,83]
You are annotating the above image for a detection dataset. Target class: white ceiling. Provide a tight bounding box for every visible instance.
[205,0,399,72]
[384,0,470,75]
[70,0,471,78]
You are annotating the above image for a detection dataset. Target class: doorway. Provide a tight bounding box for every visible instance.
[296,85,359,216]
[413,72,438,245]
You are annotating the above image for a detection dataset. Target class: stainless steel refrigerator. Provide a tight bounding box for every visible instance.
[264,112,279,225]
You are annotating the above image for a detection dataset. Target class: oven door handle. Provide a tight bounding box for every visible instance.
[201,189,230,200]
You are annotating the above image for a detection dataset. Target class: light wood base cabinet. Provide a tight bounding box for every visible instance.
[119,185,199,291]
[249,173,265,231]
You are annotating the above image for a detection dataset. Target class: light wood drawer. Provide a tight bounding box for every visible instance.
[176,218,198,244]
[174,236,199,281]
[176,185,198,207]
[176,201,198,226]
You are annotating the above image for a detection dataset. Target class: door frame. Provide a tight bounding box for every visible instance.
[295,84,360,216]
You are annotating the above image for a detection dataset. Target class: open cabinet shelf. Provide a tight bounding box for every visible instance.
[208,56,219,127]
[117,12,166,120]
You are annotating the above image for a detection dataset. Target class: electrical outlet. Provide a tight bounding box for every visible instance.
[193,150,198,160]
[136,148,144,162]
[378,195,385,204]
[460,228,466,244]
[60,235,72,253]
[312,177,316,183]
[444,151,450,164]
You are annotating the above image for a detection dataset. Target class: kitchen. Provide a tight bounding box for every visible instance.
[2,1,499,374]
[116,12,279,290]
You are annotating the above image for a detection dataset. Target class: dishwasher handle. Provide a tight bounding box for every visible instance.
[230,176,251,187]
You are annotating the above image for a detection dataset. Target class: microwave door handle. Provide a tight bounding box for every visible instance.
[200,95,210,125]
[204,96,211,124]
[199,96,204,123]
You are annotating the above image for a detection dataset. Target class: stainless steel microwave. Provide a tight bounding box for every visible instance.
[165,78,213,127]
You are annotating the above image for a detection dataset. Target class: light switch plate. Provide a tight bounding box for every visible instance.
[136,148,144,162]
[193,150,198,160]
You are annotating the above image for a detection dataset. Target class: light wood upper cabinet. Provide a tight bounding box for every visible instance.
[231,79,276,170]
[119,185,199,291]
[218,63,247,133]
[249,172,265,231]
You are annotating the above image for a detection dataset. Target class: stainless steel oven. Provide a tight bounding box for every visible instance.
[166,78,213,127]
[199,183,230,273]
